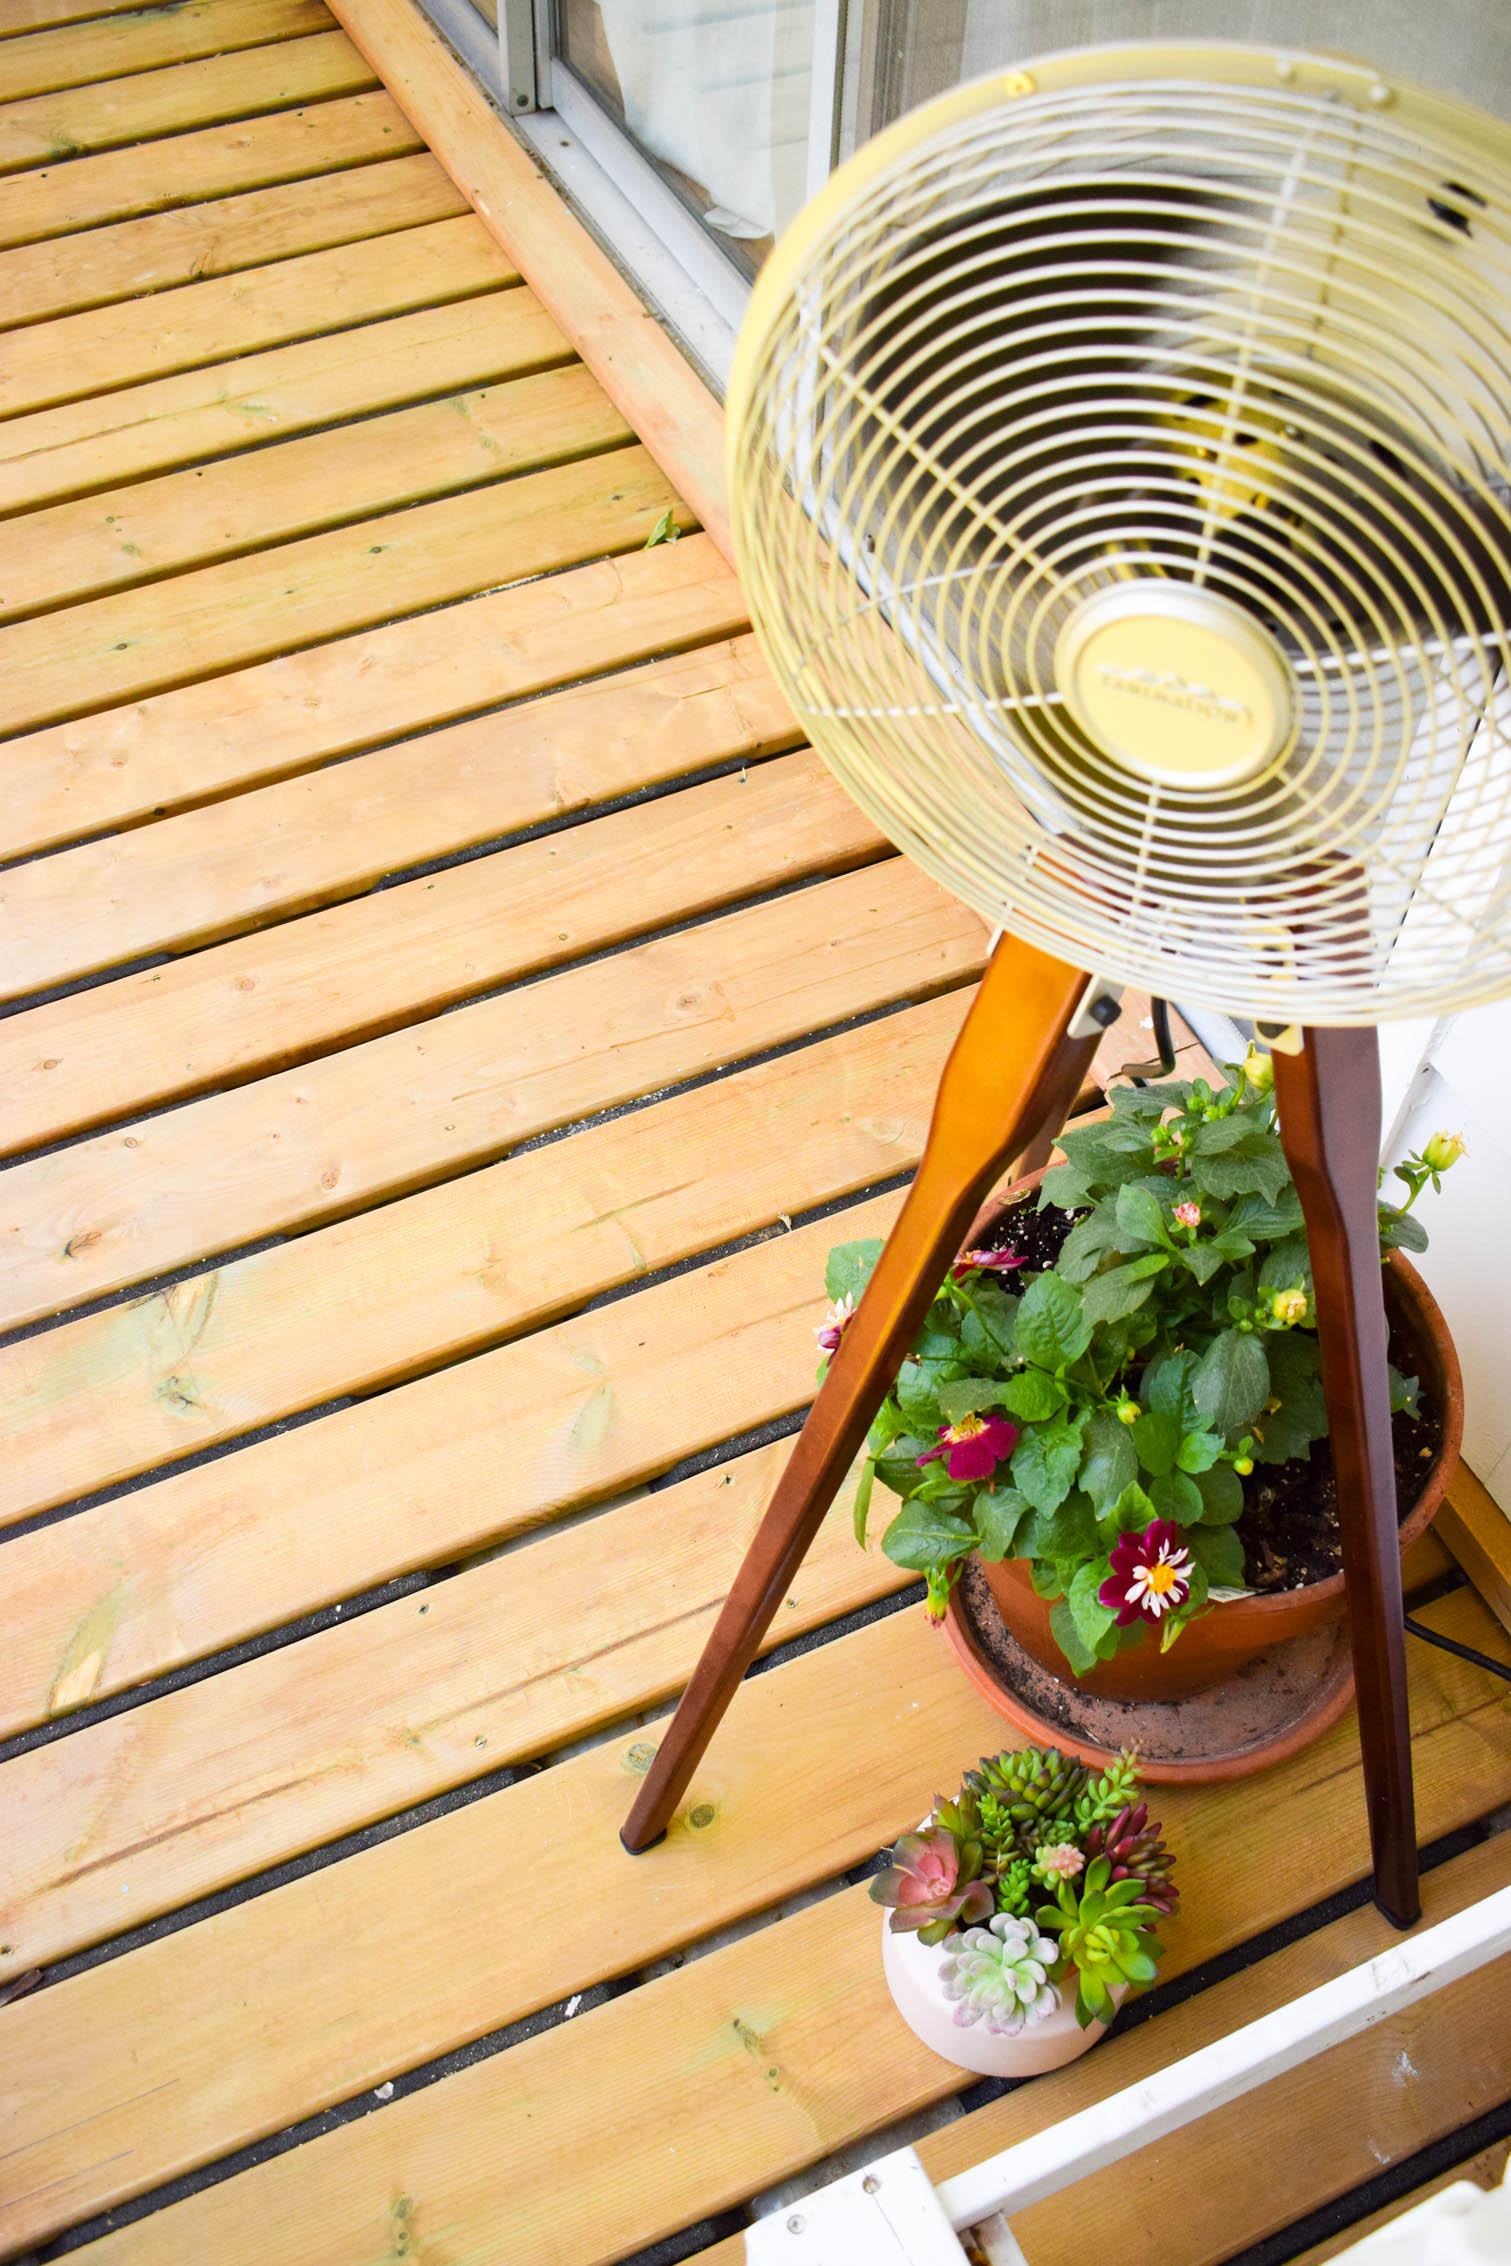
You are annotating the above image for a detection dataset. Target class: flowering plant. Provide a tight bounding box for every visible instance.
[872,1744,1173,2029]
[828,1053,1461,1674]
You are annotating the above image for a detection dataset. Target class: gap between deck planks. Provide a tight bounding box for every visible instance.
[0,30,377,174]
[2,530,739,855]
[0,213,516,418]
[0,149,469,327]
[1,862,980,1327]
[0,88,424,250]
[0,360,631,624]
[0,0,333,105]
[0,980,961,1522]
[1,1583,1507,2256]
[0,284,567,515]
[1,628,794,994]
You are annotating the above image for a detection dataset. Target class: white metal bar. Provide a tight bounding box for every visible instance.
[936,1883,1511,2234]
[804,0,845,202]
[744,2143,969,2264]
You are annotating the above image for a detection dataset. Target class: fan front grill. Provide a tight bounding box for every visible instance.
[732,55,1511,1023]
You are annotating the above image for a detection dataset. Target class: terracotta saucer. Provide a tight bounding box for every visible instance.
[942,1557,1356,1783]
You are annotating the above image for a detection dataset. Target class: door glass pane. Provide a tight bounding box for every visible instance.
[559,0,822,272]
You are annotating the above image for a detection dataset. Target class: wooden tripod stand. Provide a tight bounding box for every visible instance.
[621,933,1420,1929]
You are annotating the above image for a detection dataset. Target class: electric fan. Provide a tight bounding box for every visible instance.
[623,43,1511,1923]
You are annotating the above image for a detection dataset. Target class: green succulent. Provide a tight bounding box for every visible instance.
[938,1913,1061,2037]
[1038,1855,1163,2027]
[1069,1753,1143,1835]
[963,1746,1089,1853]
[992,1856,1034,1918]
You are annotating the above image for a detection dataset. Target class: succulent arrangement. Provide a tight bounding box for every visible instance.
[822,1051,1463,1675]
[872,1743,1175,2029]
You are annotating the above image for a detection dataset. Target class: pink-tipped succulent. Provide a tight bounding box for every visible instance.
[869,1827,994,1946]
[1083,1802,1179,1916]
[917,1413,1021,1484]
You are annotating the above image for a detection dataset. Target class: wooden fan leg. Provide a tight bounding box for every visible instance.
[621,938,1104,1853]
[1273,1027,1420,1928]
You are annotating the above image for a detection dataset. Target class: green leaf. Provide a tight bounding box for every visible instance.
[999,1368,1066,1422]
[1186,1522,1248,1590]
[824,1239,884,1303]
[1068,1560,1118,1653]
[1148,1469,1204,1523]
[1175,1428,1223,1472]
[874,1435,930,1500]
[960,1282,1019,1364]
[1194,1112,1266,1155]
[1193,1461,1245,1523]
[880,1499,977,1572]
[1114,1182,1170,1248]
[1191,1130,1291,1205]
[938,1376,1017,1424]
[1143,1349,1202,1429]
[852,1458,876,1548]
[1039,1162,1092,1210]
[867,1399,907,1460]
[1228,1187,1305,1241]
[1266,1329,1327,1428]
[1252,1402,1316,1464]
[1014,1273,1092,1371]
[1056,1208,1129,1283]
[1011,1415,1087,1513]
[1388,1364,1421,1416]
[643,506,681,548]
[896,1355,967,1431]
[1192,1330,1271,1436]
[1102,1480,1159,1536]
[1181,1226,1256,1284]
[975,1486,1033,1561]
[1081,1254,1169,1326]
[1079,1409,1138,1511]
[1109,1081,1179,1120]
[1130,1408,1181,1477]
[1021,1491,1100,1568]
[1258,1236,1312,1295]
[1049,1598,1097,1677]
[1058,1118,1157,1185]
[1378,1206,1429,1254]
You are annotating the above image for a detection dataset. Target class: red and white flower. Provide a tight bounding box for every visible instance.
[1099,1518,1194,1626]
[917,1413,1021,1484]
[1172,1200,1201,1230]
[815,1292,856,1355]
[951,1246,1028,1280]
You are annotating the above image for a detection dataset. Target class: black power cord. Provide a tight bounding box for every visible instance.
[1121,996,1178,1085]
[1404,1614,1511,1684]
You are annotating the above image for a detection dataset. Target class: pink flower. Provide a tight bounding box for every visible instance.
[1034,1841,1084,1882]
[952,1246,1028,1280]
[1099,1519,1195,1626]
[1173,1201,1201,1229]
[917,1413,1021,1483]
[815,1293,855,1355]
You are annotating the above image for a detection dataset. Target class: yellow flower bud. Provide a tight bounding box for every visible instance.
[1241,1046,1274,1096]
[1271,1287,1308,1326]
[1117,1399,1141,1426]
[1422,1129,1467,1174]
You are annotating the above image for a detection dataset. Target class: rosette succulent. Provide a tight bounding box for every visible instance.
[1083,1802,1179,1916]
[869,1826,993,1946]
[1038,1856,1164,2026]
[939,1913,1061,2035]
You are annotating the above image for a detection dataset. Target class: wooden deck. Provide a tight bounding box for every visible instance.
[1,5,1510,2260]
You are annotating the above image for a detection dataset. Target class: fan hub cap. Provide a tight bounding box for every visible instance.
[1054,583,1293,791]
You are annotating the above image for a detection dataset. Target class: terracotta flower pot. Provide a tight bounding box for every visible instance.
[965,1171,1464,1705]
[880,1915,1121,2077]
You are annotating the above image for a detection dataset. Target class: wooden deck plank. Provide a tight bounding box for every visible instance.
[0,0,332,104]
[0,0,218,37]
[0,285,565,514]
[3,1587,1507,2255]
[4,531,740,856]
[0,1526,1452,1975]
[0,984,954,1525]
[0,1444,907,1969]
[0,89,422,250]
[0,150,468,327]
[0,862,977,1333]
[0,32,376,174]
[326,0,732,559]
[0,1187,903,1738]
[0,361,630,623]
[1437,1463,1511,1641]
[1,630,793,999]
[0,740,847,1157]
[0,442,680,738]
[0,214,515,419]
